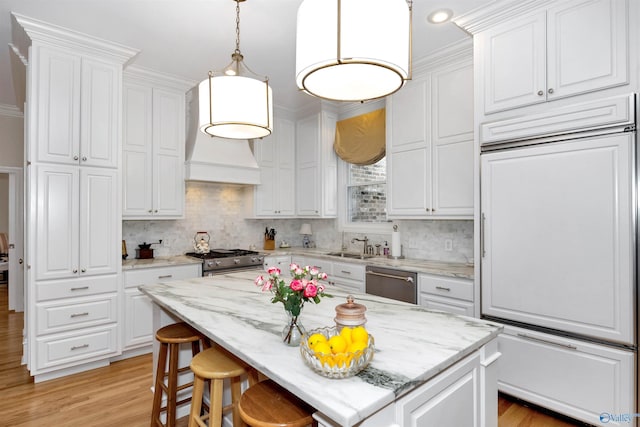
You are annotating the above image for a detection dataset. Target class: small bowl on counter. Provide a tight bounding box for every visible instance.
[300,326,374,379]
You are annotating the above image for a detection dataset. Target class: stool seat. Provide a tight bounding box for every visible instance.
[238,380,314,427]
[188,347,250,427]
[156,322,205,344]
[151,322,209,427]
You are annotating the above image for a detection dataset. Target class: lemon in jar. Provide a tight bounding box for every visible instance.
[351,326,369,344]
[339,326,353,346]
[328,335,347,354]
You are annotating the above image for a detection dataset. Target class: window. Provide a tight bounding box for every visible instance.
[346,158,387,223]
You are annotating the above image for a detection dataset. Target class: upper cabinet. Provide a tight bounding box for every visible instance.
[122,68,193,219]
[296,110,338,218]
[33,45,120,168]
[252,116,296,217]
[387,46,474,219]
[477,0,628,115]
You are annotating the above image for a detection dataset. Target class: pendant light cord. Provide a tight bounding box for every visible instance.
[234,0,241,56]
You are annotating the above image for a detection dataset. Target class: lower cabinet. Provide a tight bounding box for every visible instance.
[498,325,634,426]
[122,263,201,354]
[330,261,365,294]
[419,273,474,317]
[263,255,292,272]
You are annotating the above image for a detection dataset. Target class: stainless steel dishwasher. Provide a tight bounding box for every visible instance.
[365,266,417,304]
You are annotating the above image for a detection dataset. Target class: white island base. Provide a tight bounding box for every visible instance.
[142,271,502,427]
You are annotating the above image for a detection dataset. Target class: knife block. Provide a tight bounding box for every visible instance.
[264,239,275,250]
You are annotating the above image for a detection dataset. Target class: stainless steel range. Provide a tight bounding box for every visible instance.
[185,249,264,276]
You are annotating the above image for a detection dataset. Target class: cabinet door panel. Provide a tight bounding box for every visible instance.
[36,165,80,281]
[389,79,427,151]
[80,168,118,276]
[35,47,81,164]
[547,0,628,100]
[80,58,119,167]
[480,12,546,113]
[481,133,633,344]
[432,140,473,215]
[388,147,429,215]
[432,63,473,143]
[155,153,183,216]
[124,290,153,349]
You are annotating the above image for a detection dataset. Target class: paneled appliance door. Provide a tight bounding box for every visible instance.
[480,131,635,346]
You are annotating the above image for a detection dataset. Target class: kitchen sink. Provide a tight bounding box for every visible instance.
[325,252,374,260]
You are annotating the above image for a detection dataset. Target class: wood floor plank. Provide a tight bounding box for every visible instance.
[0,284,583,426]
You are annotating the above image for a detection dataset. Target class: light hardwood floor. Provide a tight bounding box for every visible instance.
[0,284,584,426]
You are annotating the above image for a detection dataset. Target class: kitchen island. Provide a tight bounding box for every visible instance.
[140,270,502,427]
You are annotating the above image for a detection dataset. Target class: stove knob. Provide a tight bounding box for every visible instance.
[215,261,222,266]
[206,261,214,268]
[234,258,241,264]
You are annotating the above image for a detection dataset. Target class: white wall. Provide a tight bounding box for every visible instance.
[0,174,8,234]
[0,114,23,168]
[122,181,473,263]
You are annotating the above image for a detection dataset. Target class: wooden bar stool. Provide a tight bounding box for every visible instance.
[151,322,209,427]
[188,346,255,427]
[238,379,315,427]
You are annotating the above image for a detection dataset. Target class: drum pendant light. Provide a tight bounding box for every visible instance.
[296,0,412,102]
[199,0,273,139]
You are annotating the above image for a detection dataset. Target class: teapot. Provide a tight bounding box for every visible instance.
[194,231,210,254]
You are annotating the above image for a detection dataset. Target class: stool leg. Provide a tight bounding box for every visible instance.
[188,374,205,427]
[210,378,224,427]
[151,342,168,427]
[166,343,180,427]
[191,340,201,357]
[230,375,243,427]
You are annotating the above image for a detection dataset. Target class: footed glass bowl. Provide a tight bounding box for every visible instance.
[299,326,374,379]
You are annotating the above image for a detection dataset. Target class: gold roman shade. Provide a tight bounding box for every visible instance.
[334,108,385,165]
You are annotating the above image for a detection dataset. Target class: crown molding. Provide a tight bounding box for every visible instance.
[454,0,554,34]
[12,12,139,65]
[412,38,473,76]
[0,104,23,118]
[124,65,197,92]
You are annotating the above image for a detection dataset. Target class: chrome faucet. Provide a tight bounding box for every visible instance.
[351,236,369,255]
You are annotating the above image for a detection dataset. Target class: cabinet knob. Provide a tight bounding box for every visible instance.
[73,155,79,161]
[81,268,86,273]
[537,90,544,96]
[154,209,158,213]
[82,156,87,161]
[547,88,554,94]
[18,258,23,264]
[72,268,78,273]
[148,210,153,213]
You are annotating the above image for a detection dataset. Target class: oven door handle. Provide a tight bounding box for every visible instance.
[366,271,414,283]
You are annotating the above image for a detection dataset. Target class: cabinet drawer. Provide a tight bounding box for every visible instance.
[124,264,201,288]
[332,262,365,281]
[300,257,332,274]
[36,324,118,370]
[330,278,364,294]
[263,256,291,272]
[498,325,634,426]
[419,274,473,302]
[420,294,474,316]
[36,294,117,335]
[36,275,117,301]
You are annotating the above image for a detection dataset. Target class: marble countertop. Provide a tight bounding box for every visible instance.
[140,270,500,426]
[122,255,202,270]
[262,247,474,279]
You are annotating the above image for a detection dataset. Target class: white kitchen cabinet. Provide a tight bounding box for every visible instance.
[419,273,474,317]
[253,117,296,217]
[33,45,120,168]
[478,0,628,115]
[263,255,291,272]
[498,325,634,426]
[122,69,191,219]
[387,53,474,218]
[122,263,201,353]
[481,132,634,345]
[330,261,365,294]
[35,164,118,281]
[296,111,338,218]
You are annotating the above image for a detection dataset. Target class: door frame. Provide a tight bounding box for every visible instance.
[0,166,24,312]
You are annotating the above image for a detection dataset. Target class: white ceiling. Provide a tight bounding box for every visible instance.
[0,0,491,112]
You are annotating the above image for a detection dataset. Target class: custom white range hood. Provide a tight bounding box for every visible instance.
[184,88,261,185]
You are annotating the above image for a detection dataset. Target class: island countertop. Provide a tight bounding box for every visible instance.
[140,270,501,426]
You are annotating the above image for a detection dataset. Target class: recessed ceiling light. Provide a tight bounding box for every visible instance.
[427,9,453,24]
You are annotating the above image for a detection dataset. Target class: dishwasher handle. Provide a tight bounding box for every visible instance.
[366,270,414,283]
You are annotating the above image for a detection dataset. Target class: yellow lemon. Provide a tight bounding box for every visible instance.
[339,327,353,346]
[347,340,368,355]
[328,335,347,354]
[351,326,369,343]
[313,341,331,356]
[308,333,327,349]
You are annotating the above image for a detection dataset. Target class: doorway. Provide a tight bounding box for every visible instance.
[0,168,24,313]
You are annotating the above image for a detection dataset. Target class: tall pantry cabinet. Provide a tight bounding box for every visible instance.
[14,14,138,381]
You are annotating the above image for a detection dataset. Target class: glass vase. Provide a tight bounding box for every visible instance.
[282,309,306,347]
